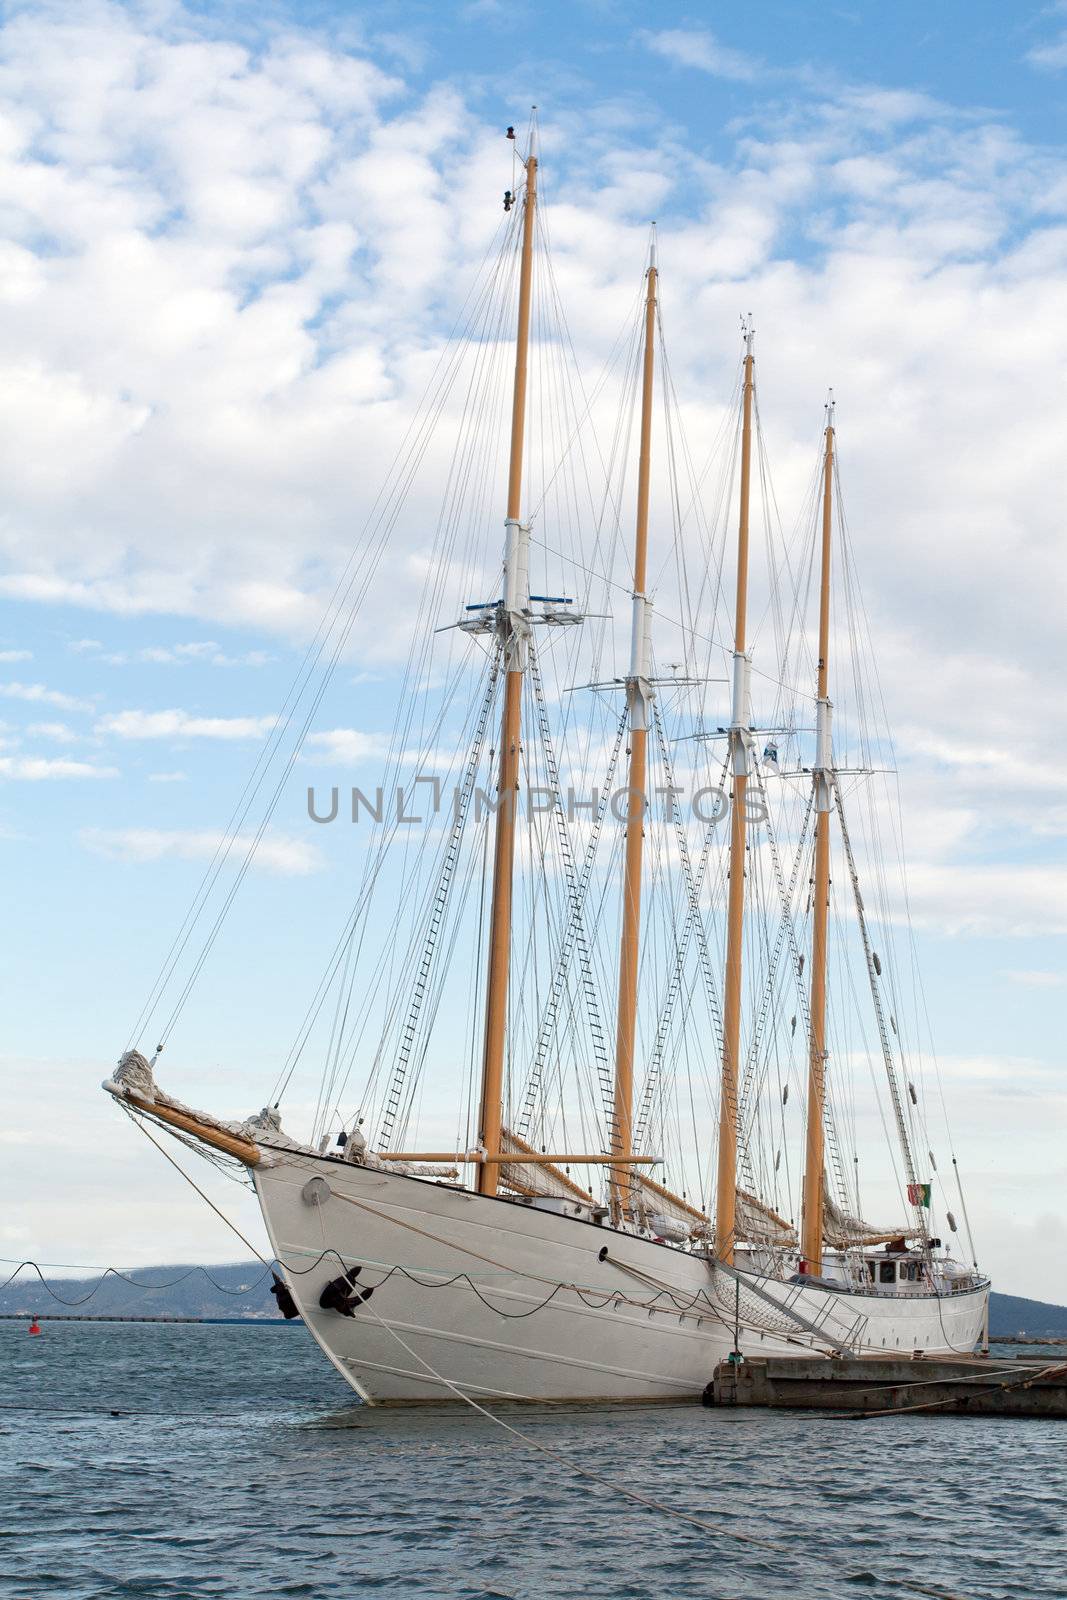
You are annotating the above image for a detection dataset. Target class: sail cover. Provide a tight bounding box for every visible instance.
[631,1172,711,1237]
[497,1127,594,1204]
[822,1191,913,1247]
[629,1175,797,1247]
[736,1188,796,1246]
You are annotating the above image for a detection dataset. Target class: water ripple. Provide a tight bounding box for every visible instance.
[3,1326,1065,1599]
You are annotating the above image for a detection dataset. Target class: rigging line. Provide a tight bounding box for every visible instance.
[837,450,959,1179]
[952,1154,979,1269]
[377,651,502,1150]
[156,498,447,1048]
[123,1108,270,1265]
[389,820,495,1151]
[321,350,524,1120]
[516,646,618,1137]
[128,219,519,1054]
[271,657,479,1107]
[630,706,722,1190]
[165,211,524,1061]
[524,232,643,534]
[834,785,926,1228]
[531,207,645,603]
[533,523,813,700]
[655,334,741,620]
[515,711,626,1139]
[319,234,531,1129]
[632,748,731,1156]
[651,320,732,663]
[741,768,846,1216]
[654,699,725,1036]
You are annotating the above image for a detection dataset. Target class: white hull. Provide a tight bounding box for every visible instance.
[255,1153,989,1405]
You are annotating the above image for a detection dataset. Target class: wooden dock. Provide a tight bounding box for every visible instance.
[708,1354,1067,1417]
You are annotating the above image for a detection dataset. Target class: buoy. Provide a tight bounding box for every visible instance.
[28,1318,41,1335]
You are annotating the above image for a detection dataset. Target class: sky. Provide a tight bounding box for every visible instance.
[2,0,1066,1303]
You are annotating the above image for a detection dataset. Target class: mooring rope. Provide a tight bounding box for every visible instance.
[364,1303,977,1600]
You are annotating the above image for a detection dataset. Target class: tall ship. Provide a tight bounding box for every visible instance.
[105,122,989,1403]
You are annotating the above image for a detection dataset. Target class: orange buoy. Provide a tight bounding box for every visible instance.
[28,1318,41,1335]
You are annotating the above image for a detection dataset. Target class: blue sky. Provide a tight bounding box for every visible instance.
[2,0,1066,1298]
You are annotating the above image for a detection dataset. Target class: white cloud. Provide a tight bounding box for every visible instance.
[1026,7,1067,72]
[1001,970,1067,990]
[900,864,1067,938]
[147,770,188,783]
[0,755,117,780]
[26,720,83,743]
[304,727,390,764]
[96,707,275,740]
[0,649,31,662]
[132,641,272,666]
[140,641,219,663]
[643,28,758,81]
[81,826,322,875]
[0,680,93,712]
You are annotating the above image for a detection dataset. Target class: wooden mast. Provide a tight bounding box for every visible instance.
[610,237,658,1225]
[476,149,537,1196]
[714,326,756,1265]
[801,402,835,1272]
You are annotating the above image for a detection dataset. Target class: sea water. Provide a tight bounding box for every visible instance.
[2,1322,1064,1599]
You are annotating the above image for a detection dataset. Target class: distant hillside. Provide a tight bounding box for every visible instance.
[4,1261,1066,1335]
[988,1291,1067,1338]
[0,1261,280,1320]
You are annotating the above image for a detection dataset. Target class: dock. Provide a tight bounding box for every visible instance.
[708,1355,1067,1417]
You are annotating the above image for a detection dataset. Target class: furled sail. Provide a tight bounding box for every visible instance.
[736,1188,797,1246]
[822,1191,913,1248]
[628,1175,797,1248]
[104,1049,311,1160]
[498,1127,593,1204]
[630,1172,711,1241]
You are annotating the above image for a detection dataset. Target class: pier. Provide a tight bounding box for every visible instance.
[708,1355,1067,1417]
[0,1313,289,1325]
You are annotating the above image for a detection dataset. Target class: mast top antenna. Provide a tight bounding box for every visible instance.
[740,313,755,354]
[648,222,657,271]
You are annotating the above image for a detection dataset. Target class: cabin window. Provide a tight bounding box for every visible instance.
[867,1261,876,1282]
[879,1261,896,1284]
